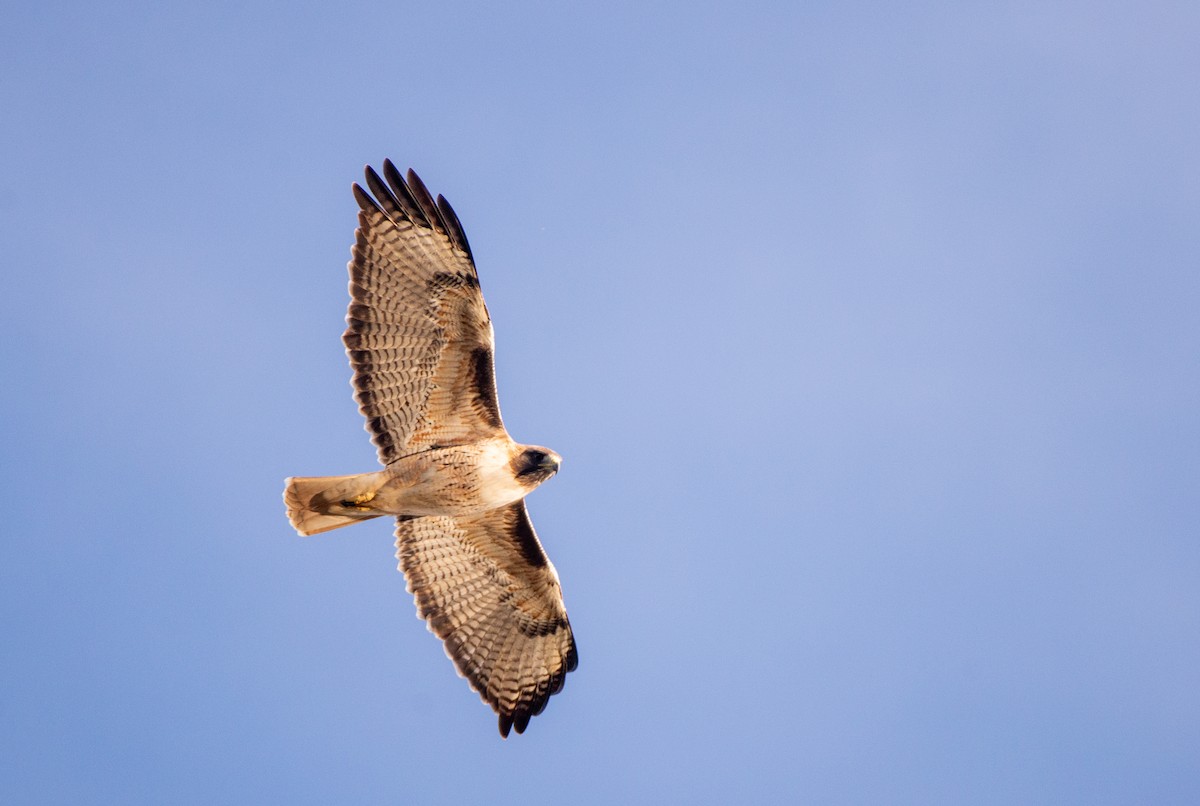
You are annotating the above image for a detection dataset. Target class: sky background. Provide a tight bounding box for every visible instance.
[2,2,1198,804]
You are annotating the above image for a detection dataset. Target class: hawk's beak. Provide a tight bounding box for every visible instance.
[540,452,562,474]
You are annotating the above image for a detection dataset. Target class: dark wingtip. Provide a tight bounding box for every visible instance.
[406,167,425,192]
[351,183,379,213]
[362,165,400,218]
[436,193,474,260]
[403,169,444,233]
[498,713,513,739]
[380,160,432,228]
[513,710,531,735]
[357,162,474,264]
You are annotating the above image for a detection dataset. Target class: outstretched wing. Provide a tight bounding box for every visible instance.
[396,501,578,737]
[344,162,505,464]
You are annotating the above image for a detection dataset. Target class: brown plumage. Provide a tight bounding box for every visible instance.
[284,162,576,737]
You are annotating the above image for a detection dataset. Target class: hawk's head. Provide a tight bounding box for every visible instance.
[511,446,562,487]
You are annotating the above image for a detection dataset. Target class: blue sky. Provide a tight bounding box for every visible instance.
[2,2,1198,803]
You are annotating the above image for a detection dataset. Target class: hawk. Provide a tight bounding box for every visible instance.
[284,162,577,738]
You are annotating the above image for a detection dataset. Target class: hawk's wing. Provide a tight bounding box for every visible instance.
[344,162,505,464]
[396,501,578,737]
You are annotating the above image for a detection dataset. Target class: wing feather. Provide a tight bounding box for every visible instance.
[345,166,503,463]
[400,166,448,235]
[382,160,434,229]
[396,502,577,737]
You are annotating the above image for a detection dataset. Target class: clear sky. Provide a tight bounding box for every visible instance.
[2,2,1198,804]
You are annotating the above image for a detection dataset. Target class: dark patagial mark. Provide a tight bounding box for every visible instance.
[470,347,502,427]
[510,506,548,568]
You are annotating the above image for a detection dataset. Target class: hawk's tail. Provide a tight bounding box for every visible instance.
[283,472,387,536]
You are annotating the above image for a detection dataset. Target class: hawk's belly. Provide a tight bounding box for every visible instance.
[371,441,527,517]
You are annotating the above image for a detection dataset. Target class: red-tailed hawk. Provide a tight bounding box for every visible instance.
[284,162,577,738]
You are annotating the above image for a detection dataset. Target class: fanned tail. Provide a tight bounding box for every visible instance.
[283,472,387,536]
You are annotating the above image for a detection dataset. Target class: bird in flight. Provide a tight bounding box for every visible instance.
[284,162,577,737]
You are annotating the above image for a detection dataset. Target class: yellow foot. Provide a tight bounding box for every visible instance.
[339,492,376,511]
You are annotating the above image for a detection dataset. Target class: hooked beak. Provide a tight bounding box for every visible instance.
[539,451,562,474]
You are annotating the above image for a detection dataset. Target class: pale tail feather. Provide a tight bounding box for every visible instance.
[283,472,387,536]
